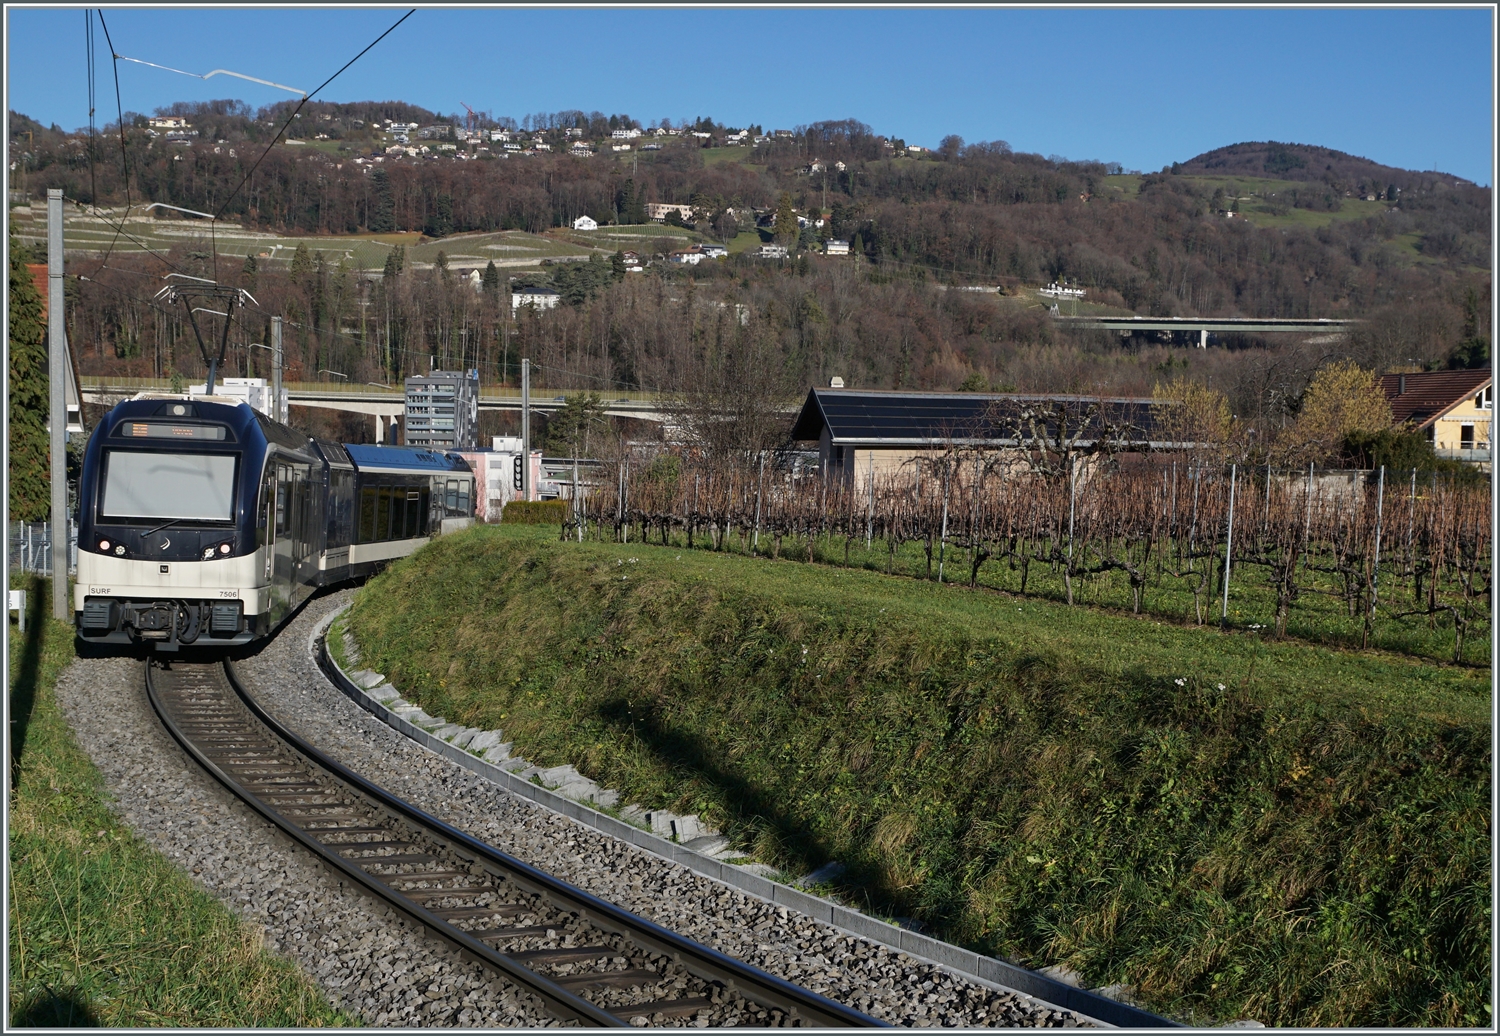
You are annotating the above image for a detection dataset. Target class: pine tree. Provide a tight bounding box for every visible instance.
[611,250,626,279]
[369,168,395,233]
[774,191,798,246]
[9,240,50,521]
[290,242,313,279]
[240,253,258,291]
[482,259,500,296]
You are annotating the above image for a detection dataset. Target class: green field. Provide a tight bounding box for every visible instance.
[346,525,1491,1027]
[7,202,600,273]
[7,578,350,1027]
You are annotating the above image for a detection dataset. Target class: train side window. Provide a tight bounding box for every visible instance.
[457,480,470,516]
[275,465,290,534]
[376,485,392,540]
[417,487,431,536]
[358,486,378,543]
[393,485,409,540]
[405,488,421,538]
[444,479,459,514]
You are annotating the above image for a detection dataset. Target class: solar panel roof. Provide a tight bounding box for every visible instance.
[342,444,473,472]
[790,388,1170,444]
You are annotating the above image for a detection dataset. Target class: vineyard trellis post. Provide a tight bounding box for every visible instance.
[938,462,950,584]
[1405,468,1416,578]
[865,454,875,549]
[1301,462,1314,572]
[753,452,764,551]
[573,456,582,542]
[1370,464,1386,622]
[1221,463,1237,627]
[1066,454,1078,605]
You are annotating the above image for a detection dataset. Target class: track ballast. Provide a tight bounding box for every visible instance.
[145,658,887,1028]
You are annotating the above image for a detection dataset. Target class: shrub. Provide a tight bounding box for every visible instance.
[500,499,568,525]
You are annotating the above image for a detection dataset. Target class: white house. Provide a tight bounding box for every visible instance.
[825,239,850,256]
[512,287,561,313]
[572,215,598,231]
[755,244,789,259]
[700,243,728,258]
[612,143,631,152]
[645,202,695,222]
[611,127,641,139]
[569,142,594,156]
[148,116,189,130]
[669,248,705,265]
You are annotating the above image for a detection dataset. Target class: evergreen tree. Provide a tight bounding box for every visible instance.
[611,250,626,279]
[383,244,406,280]
[9,239,50,521]
[369,168,395,233]
[773,191,799,246]
[482,259,500,296]
[240,252,258,291]
[425,193,454,238]
[290,242,313,279]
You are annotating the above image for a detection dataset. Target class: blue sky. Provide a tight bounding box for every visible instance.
[6,6,1495,184]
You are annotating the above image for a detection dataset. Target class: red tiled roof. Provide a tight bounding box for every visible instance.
[1379,369,1491,428]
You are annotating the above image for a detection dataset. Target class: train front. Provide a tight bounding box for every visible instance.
[74,396,270,651]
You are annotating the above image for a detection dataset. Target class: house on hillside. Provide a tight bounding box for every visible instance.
[148,116,189,131]
[754,244,789,259]
[646,202,695,222]
[572,215,598,231]
[1381,369,1492,467]
[825,239,851,256]
[669,247,705,265]
[789,385,1183,488]
[512,286,561,314]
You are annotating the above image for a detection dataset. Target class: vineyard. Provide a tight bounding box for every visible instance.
[566,451,1491,665]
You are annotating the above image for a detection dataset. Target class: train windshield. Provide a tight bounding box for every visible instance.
[100,450,238,522]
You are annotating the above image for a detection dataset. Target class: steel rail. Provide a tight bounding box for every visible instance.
[146,658,887,1028]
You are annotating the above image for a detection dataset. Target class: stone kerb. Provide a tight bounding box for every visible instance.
[312,607,1175,1030]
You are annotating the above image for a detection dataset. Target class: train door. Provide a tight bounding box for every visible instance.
[270,461,294,623]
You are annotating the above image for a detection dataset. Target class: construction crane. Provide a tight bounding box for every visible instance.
[461,101,478,145]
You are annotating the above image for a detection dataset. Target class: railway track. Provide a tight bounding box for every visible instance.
[145,659,887,1028]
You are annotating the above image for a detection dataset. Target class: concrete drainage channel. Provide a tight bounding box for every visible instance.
[316,607,1179,1029]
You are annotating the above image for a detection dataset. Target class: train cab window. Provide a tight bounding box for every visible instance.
[457,480,470,516]
[444,479,460,514]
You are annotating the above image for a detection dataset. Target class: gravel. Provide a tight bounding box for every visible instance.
[56,588,1089,1028]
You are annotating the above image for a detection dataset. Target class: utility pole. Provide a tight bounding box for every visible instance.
[521,358,531,501]
[48,189,68,620]
[271,316,284,423]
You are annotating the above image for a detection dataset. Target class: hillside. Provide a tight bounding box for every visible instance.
[1176,141,1474,191]
[11,102,1491,434]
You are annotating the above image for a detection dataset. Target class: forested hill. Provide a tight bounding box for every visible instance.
[1176,141,1474,190]
[11,103,1491,427]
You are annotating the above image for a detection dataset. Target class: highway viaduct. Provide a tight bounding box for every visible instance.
[1052,315,1359,347]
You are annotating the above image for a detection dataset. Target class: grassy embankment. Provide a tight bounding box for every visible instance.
[345,525,1490,1028]
[7,577,352,1027]
[715,531,1490,668]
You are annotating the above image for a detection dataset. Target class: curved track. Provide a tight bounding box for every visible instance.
[146,659,887,1028]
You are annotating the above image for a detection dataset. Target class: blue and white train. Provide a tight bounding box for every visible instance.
[74,394,475,651]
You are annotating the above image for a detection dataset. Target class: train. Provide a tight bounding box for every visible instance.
[74,394,476,652]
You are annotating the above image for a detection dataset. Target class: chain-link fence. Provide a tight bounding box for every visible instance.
[8,521,78,576]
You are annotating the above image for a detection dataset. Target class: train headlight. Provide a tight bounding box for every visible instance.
[98,539,110,551]
[114,545,125,556]
[202,547,215,560]
[218,542,232,555]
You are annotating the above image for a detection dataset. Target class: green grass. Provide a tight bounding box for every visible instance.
[7,577,354,1027]
[747,532,1489,669]
[347,525,1491,1027]
[701,146,751,166]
